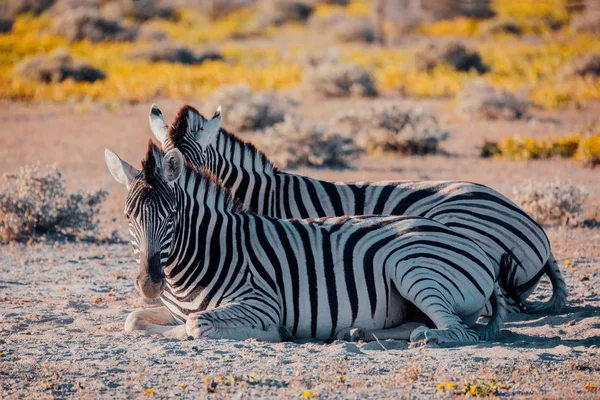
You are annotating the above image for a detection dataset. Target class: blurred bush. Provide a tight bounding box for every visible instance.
[0,164,107,243]
[415,41,488,74]
[52,7,138,42]
[562,53,600,79]
[14,49,106,83]
[259,116,362,168]
[480,133,600,166]
[0,0,55,18]
[512,178,587,226]
[209,84,286,131]
[259,0,314,26]
[571,11,600,34]
[304,62,377,97]
[130,43,223,64]
[457,80,528,120]
[331,17,375,43]
[333,104,450,155]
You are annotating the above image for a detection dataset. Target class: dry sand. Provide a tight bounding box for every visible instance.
[1,99,600,398]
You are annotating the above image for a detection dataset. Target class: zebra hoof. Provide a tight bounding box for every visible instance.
[336,328,367,342]
[409,326,438,346]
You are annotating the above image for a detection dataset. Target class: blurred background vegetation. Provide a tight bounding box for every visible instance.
[1,0,600,166]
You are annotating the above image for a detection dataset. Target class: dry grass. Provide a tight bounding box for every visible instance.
[259,0,314,26]
[457,80,528,120]
[0,163,106,243]
[562,53,600,79]
[304,62,377,98]
[209,84,286,131]
[14,49,106,83]
[333,104,450,155]
[259,116,362,168]
[512,178,588,226]
[571,11,600,35]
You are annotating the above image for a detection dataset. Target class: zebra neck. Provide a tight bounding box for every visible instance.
[164,184,241,292]
[207,129,278,214]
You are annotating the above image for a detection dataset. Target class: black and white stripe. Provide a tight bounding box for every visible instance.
[109,143,506,344]
[149,104,567,314]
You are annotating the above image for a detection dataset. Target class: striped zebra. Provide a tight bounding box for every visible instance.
[148,104,567,314]
[104,142,506,344]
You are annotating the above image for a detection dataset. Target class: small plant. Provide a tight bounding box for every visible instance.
[437,379,509,397]
[512,178,587,226]
[130,43,223,65]
[209,84,286,131]
[415,41,488,74]
[333,104,450,155]
[14,49,106,83]
[457,80,528,120]
[259,116,362,169]
[0,163,107,243]
[304,62,377,97]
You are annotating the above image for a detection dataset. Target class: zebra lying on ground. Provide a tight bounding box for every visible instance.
[104,142,506,344]
[148,104,567,315]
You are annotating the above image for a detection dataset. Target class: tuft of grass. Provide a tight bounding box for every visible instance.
[129,43,223,65]
[512,178,588,226]
[437,378,509,397]
[333,104,450,155]
[304,62,377,97]
[259,116,362,169]
[209,84,286,131]
[457,80,528,120]
[0,163,107,243]
[51,7,138,43]
[330,17,376,43]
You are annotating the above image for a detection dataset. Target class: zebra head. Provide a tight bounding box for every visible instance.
[105,142,185,300]
[149,104,221,168]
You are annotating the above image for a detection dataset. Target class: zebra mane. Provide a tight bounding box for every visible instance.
[217,127,279,173]
[168,105,198,147]
[141,140,163,186]
[181,161,245,213]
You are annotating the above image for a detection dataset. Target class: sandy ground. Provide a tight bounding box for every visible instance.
[1,98,600,398]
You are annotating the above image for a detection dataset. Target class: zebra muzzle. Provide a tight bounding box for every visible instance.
[136,252,167,299]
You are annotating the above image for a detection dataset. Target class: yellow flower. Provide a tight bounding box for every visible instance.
[585,382,597,392]
[303,390,318,398]
[141,388,155,395]
[203,376,211,382]
[446,382,456,390]
[338,374,344,381]
[436,383,446,390]
[564,260,571,266]
[179,383,186,388]
[470,386,477,395]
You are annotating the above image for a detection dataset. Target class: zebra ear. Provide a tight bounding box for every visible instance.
[105,149,139,189]
[149,104,169,145]
[198,106,221,143]
[162,148,184,184]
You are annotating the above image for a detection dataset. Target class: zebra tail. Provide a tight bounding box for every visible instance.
[522,253,568,314]
[478,281,507,342]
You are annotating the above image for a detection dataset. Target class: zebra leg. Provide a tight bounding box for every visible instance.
[404,287,480,346]
[185,304,282,342]
[336,322,426,342]
[125,306,187,339]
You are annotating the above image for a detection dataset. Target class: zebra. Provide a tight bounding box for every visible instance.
[148,104,567,315]
[104,142,506,344]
